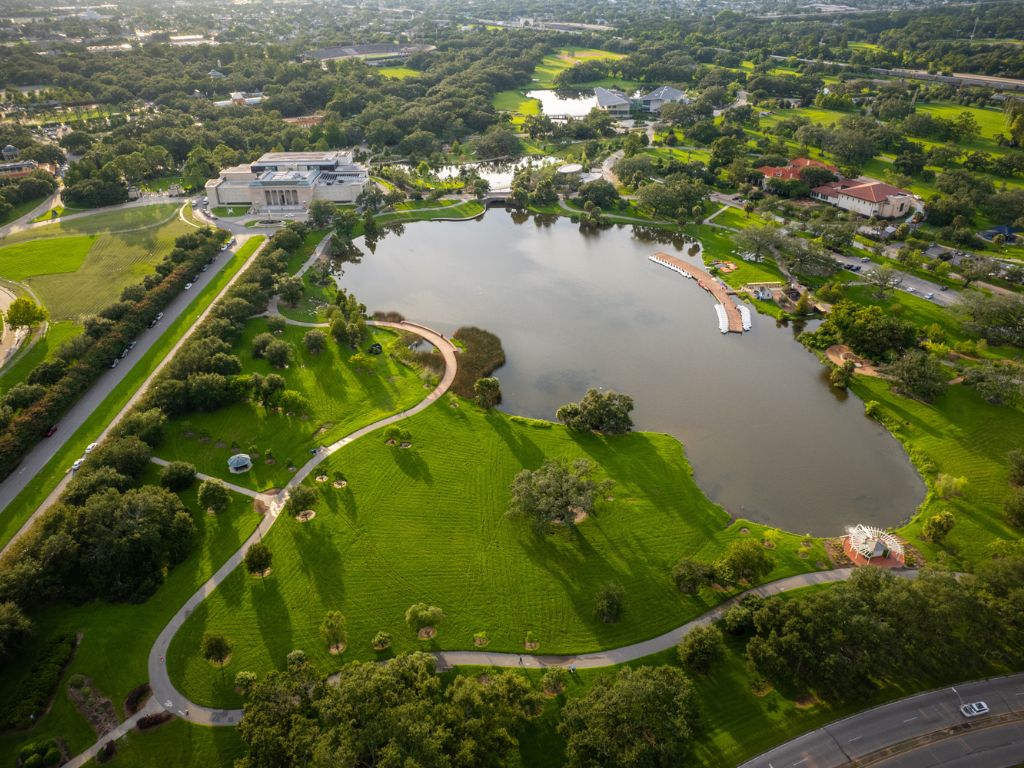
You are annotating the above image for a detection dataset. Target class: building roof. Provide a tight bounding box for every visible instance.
[846,524,903,561]
[758,157,838,182]
[594,87,629,108]
[3,144,17,153]
[812,179,911,204]
[641,85,685,102]
[255,150,351,165]
[228,453,252,469]
[208,69,225,78]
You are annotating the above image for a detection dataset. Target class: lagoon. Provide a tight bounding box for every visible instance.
[344,211,925,535]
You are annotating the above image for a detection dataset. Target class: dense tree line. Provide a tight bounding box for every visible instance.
[0,171,58,220]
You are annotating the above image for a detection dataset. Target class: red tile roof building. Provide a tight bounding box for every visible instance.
[757,157,839,182]
[811,179,915,218]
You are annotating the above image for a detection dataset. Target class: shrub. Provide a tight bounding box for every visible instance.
[159,461,196,491]
[285,485,317,516]
[541,667,568,695]
[234,671,257,694]
[136,711,173,730]
[922,510,955,543]
[95,741,115,764]
[0,632,75,729]
[371,631,393,650]
[594,582,625,623]
[935,474,967,499]
[320,611,347,649]
[715,539,774,584]
[286,649,307,667]
[677,624,725,674]
[124,683,151,715]
[405,603,443,630]
[672,558,714,594]
[1006,489,1024,527]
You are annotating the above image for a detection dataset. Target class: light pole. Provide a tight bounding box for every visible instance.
[952,686,964,708]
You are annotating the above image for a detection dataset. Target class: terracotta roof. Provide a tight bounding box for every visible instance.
[758,157,838,182]
[813,179,911,203]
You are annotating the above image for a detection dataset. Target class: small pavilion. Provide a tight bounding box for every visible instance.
[228,453,252,474]
[842,524,905,568]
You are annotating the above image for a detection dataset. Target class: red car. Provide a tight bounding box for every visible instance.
[44,425,58,437]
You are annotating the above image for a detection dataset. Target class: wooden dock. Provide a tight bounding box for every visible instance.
[650,252,745,334]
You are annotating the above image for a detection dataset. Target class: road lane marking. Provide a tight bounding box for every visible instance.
[792,760,807,767]
[903,716,918,723]
[848,736,862,743]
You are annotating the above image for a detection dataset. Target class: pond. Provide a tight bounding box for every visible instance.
[428,156,560,190]
[342,211,925,535]
[525,89,597,117]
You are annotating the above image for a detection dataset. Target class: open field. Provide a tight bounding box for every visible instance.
[167,399,825,708]
[531,48,625,89]
[0,237,265,553]
[0,204,190,320]
[156,321,428,489]
[84,719,246,768]
[377,66,420,79]
[0,478,262,760]
[492,89,542,115]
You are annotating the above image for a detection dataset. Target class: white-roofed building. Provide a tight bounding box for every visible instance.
[594,87,630,115]
[635,86,689,113]
[205,150,370,210]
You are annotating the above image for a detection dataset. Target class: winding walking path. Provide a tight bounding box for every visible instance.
[145,319,458,729]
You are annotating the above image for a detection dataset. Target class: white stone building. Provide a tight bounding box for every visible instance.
[205,150,370,210]
[810,179,916,219]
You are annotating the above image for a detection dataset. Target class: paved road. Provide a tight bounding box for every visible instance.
[0,227,267,552]
[739,673,1024,768]
[146,320,458,727]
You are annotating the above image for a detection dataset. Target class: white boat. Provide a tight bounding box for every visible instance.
[739,305,752,331]
[714,303,729,334]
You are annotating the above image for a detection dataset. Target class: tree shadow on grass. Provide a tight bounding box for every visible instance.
[252,577,294,666]
[292,519,347,608]
[392,447,433,484]
[484,411,545,469]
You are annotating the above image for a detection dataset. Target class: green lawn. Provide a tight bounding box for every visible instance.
[156,321,429,490]
[377,200,484,223]
[377,66,420,80]
[211,205,250,218]
[0,237,265,553]
[82,720,245,768]
[0,479,262,761]
[139,176,183,193]
[492,90,542,115]
[0,194,50,227]
[167,400,825,708]
[0,320,81,390]
[851,377,1024,565]
[530,48,626,89]
[0,204,191,320]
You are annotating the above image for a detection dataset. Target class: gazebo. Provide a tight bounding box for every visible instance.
[842,524,904,568]
[228,453,252,474]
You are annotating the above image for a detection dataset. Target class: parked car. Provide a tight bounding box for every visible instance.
[860,256,870,263]
[184,282,193,291]
[45,425,58,438]
[940,285,949,292]
[127,341,137,351]
[110,358,119,369]
[155,312,164,322]
[926,292,935,300]
[120,348,129,359]
[71,459,84,472]
[960,701,989,718]
[201,264,209,272]
[85,442,98,453]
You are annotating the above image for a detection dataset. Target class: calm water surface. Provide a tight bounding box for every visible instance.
[526,89,597,117]
[344,212,924,535]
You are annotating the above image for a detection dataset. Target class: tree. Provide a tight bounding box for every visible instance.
[85,436,151,478]
[556,389,634,434]
[715,539,773,584]
[887,349,946,402]
[672,558,715,594]
[958,255,998,288]
[1009,449,1024,487]
[4,297,47,330]
[371,631,392,651]
[251,332,276,358]
[320,611,347,651]
[303,329,327,354]
[201,632,232,671]
[1006,489,1024,527]
[559,666,699,768]
[307,199,336,228]
[0,601,32,660]
[244,542,273,578]
[234,671,257,695]
[285,485,317,516]
[830,360,856,390]
[677,624,724,674]
[405,603,443,630]
[958,292,1024,347]
[264,340,292,369]
[114,408,166,447]
[865,266,904,298]
[577,180,619,209]
[198,479,230,514]
[922,511,955,544]
[160,461,196,491]
[474,377,501,409]
[595,582,625,623]
[507,458,611,532]
[962,363,1023,406]
[277,276,303,307]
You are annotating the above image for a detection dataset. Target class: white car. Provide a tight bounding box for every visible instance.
[184,282,193,291]
[960,701,989,718]
[71,458,84,472]
[85,442,98,454]
[926,292,934,300]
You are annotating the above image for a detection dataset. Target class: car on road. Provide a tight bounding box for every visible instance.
[120,347,129,358]
[940,285,949,292]
[201,264,209,272]
[155,312,164,322]
[110,358,119,369]
[960,701,989,718]
[184,282,193,291]
[860,256,870,263]
[926,292,935,300]
[907,286,916,293]
[45,425,58,438]
[85,442,98,453]
[127,341,137,351]
[71,459,84,472]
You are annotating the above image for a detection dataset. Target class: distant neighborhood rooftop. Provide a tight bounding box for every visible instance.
[307,43,435,62]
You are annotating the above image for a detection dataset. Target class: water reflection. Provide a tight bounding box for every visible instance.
[341,211,924,534]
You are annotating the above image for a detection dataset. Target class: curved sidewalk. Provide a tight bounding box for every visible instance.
[146,320,458,727]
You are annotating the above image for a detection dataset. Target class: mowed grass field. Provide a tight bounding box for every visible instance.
[852,377,1024,565]
[531,47,625,88]
[0,478,261,759]
[0,320,81,390]
[167,400,826,708]
[0,204,190,320]
[156,320,429,490]
[377,66,420,79]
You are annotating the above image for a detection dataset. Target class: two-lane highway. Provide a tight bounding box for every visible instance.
[739,673,1024,768]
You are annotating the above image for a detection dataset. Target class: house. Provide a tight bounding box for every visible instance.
[980,224,1018,243]
[2,144,19,161]
[213,91,264,108]
[0,159,40,179]
[810,179,915,219]
[757,157,838,185]
[208,69,226,79]
[594,87,630,115]
[634,86,689,113]
[205,150,370,209]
